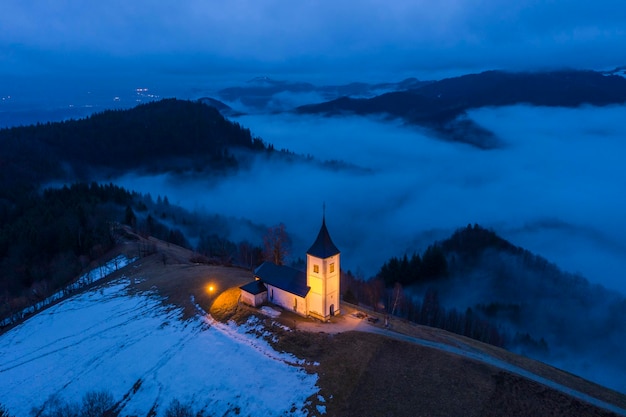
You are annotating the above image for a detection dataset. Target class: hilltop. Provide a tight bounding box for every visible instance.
[0,98,269,196]
[2,234,625,417]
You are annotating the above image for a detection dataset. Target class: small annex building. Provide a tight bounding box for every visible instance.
[240,216,341,321]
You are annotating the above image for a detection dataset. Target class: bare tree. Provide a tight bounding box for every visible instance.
[263,223,291,265]
[238,240,263,270]
[81,390,115,417]
[366,278,385,312]
[390,282,404,316]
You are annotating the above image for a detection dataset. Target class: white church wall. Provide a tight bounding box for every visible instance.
[267,285,307,316]
[241,291,255,306]
[240,290,267,307]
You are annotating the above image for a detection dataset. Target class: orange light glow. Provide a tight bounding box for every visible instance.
[206,284,216,294]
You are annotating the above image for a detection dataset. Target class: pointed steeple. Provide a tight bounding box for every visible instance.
[307,214,340,258]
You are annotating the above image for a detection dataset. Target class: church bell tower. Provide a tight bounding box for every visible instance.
[306,214,341,320]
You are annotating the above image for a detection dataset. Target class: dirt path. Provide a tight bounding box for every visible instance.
[294,306,626,416]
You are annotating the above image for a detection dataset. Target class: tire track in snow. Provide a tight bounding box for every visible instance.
[113,321,204,415]
[0,290,169,373]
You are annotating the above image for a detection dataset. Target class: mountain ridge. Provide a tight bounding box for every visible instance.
[295,69,626,148]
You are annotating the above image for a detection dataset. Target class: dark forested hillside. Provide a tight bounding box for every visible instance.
[0,183,129,322]
[299,70,626,118]
[0,178,275,328]
[297,70,626,148]
[343,224,626,386]
[0,99,269,197]
[0,182,205,325]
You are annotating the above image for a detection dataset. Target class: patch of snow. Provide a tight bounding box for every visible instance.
[272,321,292,332]
[0,279,319,416]
[260,306,281,318]
[316,404,327,414]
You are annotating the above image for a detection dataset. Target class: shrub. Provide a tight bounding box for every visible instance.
[30,390,115,417]
[80,390,115,417]
[164,399,195,417]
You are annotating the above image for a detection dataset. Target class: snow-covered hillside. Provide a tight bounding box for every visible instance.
[0,278,320,416]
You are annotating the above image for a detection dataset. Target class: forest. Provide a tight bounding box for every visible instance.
[342,224,626,360]
[341,225,512,348]
[0,98,270,199]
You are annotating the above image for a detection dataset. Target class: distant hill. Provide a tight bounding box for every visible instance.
[198,97,243,117]
[297,70,626,148]
[350,224,626,394]
[0,98,269,196]
[216,76,430,110]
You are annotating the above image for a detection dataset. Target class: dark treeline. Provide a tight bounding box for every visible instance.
[341,225,511,347]
[0,180,284,325]
[341,224,571,348]
[1,183,127,321]
[345,223,626,363]
[0,182,198,324]
[377,224,523,287]
[342,272,507,347]
[377,244,448,287]
[0,98,270,198]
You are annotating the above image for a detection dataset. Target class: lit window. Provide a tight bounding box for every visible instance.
[330,263,335,273]
[313,265,319,273]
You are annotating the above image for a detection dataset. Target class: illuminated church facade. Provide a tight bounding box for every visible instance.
[240,217,341,321]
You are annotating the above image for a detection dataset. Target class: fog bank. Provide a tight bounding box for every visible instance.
[115,105,626,295]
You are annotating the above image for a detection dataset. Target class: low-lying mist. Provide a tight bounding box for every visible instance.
[115,104,626,297]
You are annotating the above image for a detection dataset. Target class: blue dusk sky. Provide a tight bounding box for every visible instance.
[1,0,626,81]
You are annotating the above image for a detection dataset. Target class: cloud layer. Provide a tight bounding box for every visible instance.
[2,1,626,77]
[114,104,626,296]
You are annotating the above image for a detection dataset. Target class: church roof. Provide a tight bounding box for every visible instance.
[254,262,310,298]
[307,217,340,258]
[239,280,267,295]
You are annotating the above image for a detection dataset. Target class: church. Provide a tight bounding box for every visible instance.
[239,216,341,321]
